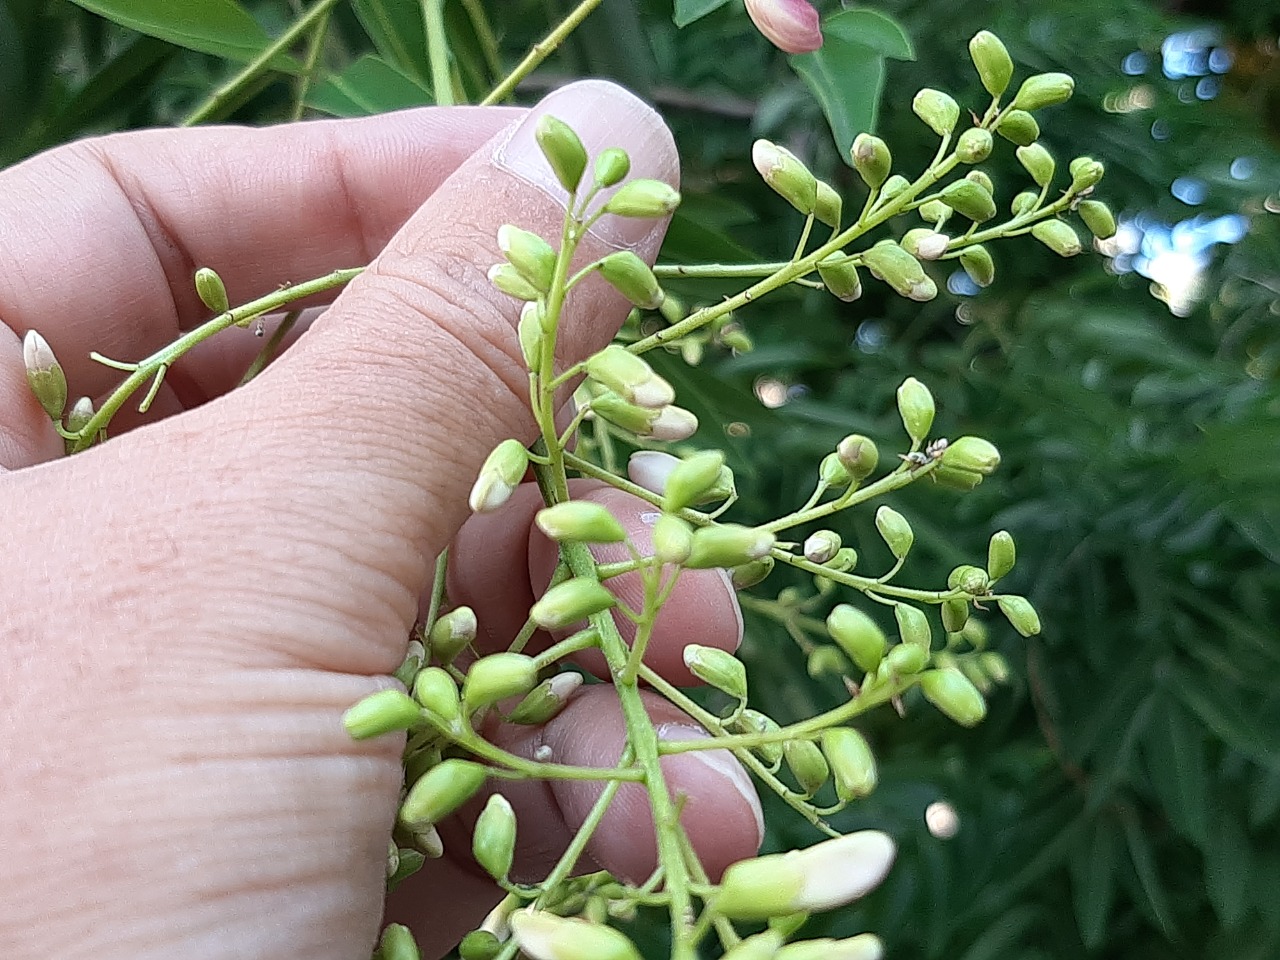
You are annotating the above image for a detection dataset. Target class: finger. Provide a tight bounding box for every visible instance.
[387,685,763,951]
[447,481,742,685]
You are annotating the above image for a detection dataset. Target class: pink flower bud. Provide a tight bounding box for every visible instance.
[745,0,823,54]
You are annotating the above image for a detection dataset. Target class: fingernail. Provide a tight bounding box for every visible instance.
[715,568,745,651]
[657,723,764,847]
[494,79,679,249]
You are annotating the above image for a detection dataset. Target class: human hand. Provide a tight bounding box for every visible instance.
[0,81,762,960]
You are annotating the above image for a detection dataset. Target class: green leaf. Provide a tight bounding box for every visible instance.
[350,0,429,84]
[673,0,732,28]
[1205,803,1252,928]
[1141,699,1209,844]
[789,9,914,162]
[307,55,431,118]
[1069,818,1120,949]
[66,0,297,69]
[1121,810,1176,937]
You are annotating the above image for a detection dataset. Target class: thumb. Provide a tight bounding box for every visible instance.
[127,81,678,673]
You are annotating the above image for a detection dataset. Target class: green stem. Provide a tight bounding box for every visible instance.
[459,0,504,79]
[455,732,644,782]
[423,547,450,636]
[290,8,332,121]
[480,0,606,105]
[422,0,456,106]
[182,0,341,126]
[238,308,301,386]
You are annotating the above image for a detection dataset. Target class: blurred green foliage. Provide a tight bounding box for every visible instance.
[2,0,1277,957]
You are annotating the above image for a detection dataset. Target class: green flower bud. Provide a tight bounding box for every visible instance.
[777,935,884,960]
[1078,200,1117,239]
[962,616,989,648]
[470,439,529,513]
[719,323,754,353]
[586,345,673,409]
[851,133,892,189]
[498,225,556,291]
[820,451,853,487]
[902,228,950,261]
[826,604,887,673]
[194,266,230,314]
[597,251,664,310]
[22,331,67,420]
[987,530,1016,580]
[883,641,929,675]
[879,174,911,201]
[1011,190,1039,216]
[942,598,970,633]
[473,793,517,881]
[807,645,851,677]
[400,759,487,829]
[734,708,785,765]
[487,262,542,301]
[933,464,985,491]
[998,595,1042,636]
[966,170,995,194]
[894,603,932,649]
[686,524,776,569]
[896,376,935,442]
[752,139,818,214]
[535,115,588,193]
[804,530,842,564]
[785,739,830,797]
[980,651,1011,683]
[463,652,539,712]
[64,396,95,435]
[956,127,993,164]
[863,241,936,302]
[996,109,1041,147]
[1031,219,1083,256]
[815,180,843,228]
[602,178,681,218]
[380,923,421,960]
[342,689,423,739]
[722,931,786,960]
[823,728,877,801]
[536,502,628,544]
[919,667,988,726]
[875,505,914,560]
[961,656,994,694]
[817,252,863,302]
[593,147,631,188]
[918,198,952,226]
[969,30,1014,97]
[412,666,461,723]
[940,179,997,223]
[684,644,747,700]
[912,88,961,137]
[509,910,642,960]
[1012,72,1075,111]
[948,564,991,595]
[654,514,695,565]
[459,930,502,960]
[942,436,1002,475]
[826,547,858,572]
[530,578,616,630]
[508,671,583,724]
[591,392,662,435]
[1015,143,1056,188]
[837,434,880,480]
[518,302,544,368]
[960,244,996,287]
[664,450,727,512]
[429,606,478,664]
[1068,156,1105,191]
[731,556,775,590]
[715,831,896,920]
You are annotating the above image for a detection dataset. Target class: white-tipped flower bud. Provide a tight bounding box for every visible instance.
[586,345,674,409]
[863,241,935,301]
[777,935,884,960]
[960,244,996,287]
[684,645,747,700]
[602,179,681,218]
[627,450,679,494]
[342,689,423,740]
[22,330,67,420]
[851,133,892,189]
[804,529,842,564]
[686,524,776,569]
[896,376,935,442]
[498,225,557,291]
[518,302,544,368]
[400,759,487,829]
[469,439,529,513]
[876,505,914,559]
[534,115,588,193]
[1013,72,1075,111]
[1016,143,1056,188]
[509,910,642,960]
[818,252,863,302]
[473,794,517,881]
[530,578,617,630]
[912,88,961,137]
[597,251,665,310]
[649,405,699,441]
[487,263,542,301]
[969,30,1014,97]
[903,228,950,261]
[65,396,95,435]
[536,502,628,544]
[429,606,478,664]
[509,671,583,724]
[753,139,818,215]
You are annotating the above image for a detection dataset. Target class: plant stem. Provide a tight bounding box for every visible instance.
[238,309,301,386]
[480,0,606,105]
[290,9,332,121]
[422,0,455,106]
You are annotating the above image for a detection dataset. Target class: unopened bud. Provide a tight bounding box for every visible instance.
[469,439,529,513]
[1011,190,1039,216]
[586,345,673,409]
[969,30,1013,96]
[498,225,556,291]
[722,931,786,960]
[820,451,853,487]
[804,530,842,564]
[837,434,880,480]
[744,0,823,54]
[1078,200,1117,239]
[919,667,987,726]
[960,244,996,287]
[343,689,423,739]
[65,396,95,434]
[664,450,727,512]
[400,759,487,829]
[602,178,681,218]
[912,88,961,136]
[1012,72,1075,111]
[627,450,679,494]
[823,727,877,800]
[429,606,478,664]
[941,179,996,222]
[933,464,984,491]
[194,267,229,313]
[987,530,1016,580]
[815,180,842,228]
[851,133,892,189]
[896,376,935,442]
[753,139,819,215]
[686,524,776,569]
[649,404,699,441]
[536,501,628,544]
[1015,143,1055,188]
[998,595,1042,636]
[734,708,784,765]
[1031,219,1082,256]
[684,645,747,700]
[876,505,914,559]
[487,263,542,301]
[948,564,991,595]
[826,547,858,572]
[966,169,995,194]
[530,578,616,630]
[894,603,932,648]
[942,435,1001,475]
[463,652,539,712]
[826,604,886,673]
[777,935,884,960]
[509,671,582,724]
[880,174,911,201]
[535,115,588,193]
[918,198,952,226]
[22,330,67,420]
[473,794,517,881]
[731,556,775,590]
[1068,156,1105,191]
[594,394,679,437]
[863,241,935,301]
[380,923,421,960]
[807,645,850,677]
[979,651,1010,683]
[412,667,461,723]
[785,739,829,796]
[518,302,544,367]
[996,109,1040,146]
[902,228,949,261]
[593,147,631,188]
[597,251,664,310]
[653,514,695,565]
[817,252,863,302]
[883,641,929,675]
[942,598,970,633]
[956,127,993,164]
[459,931,501,960]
